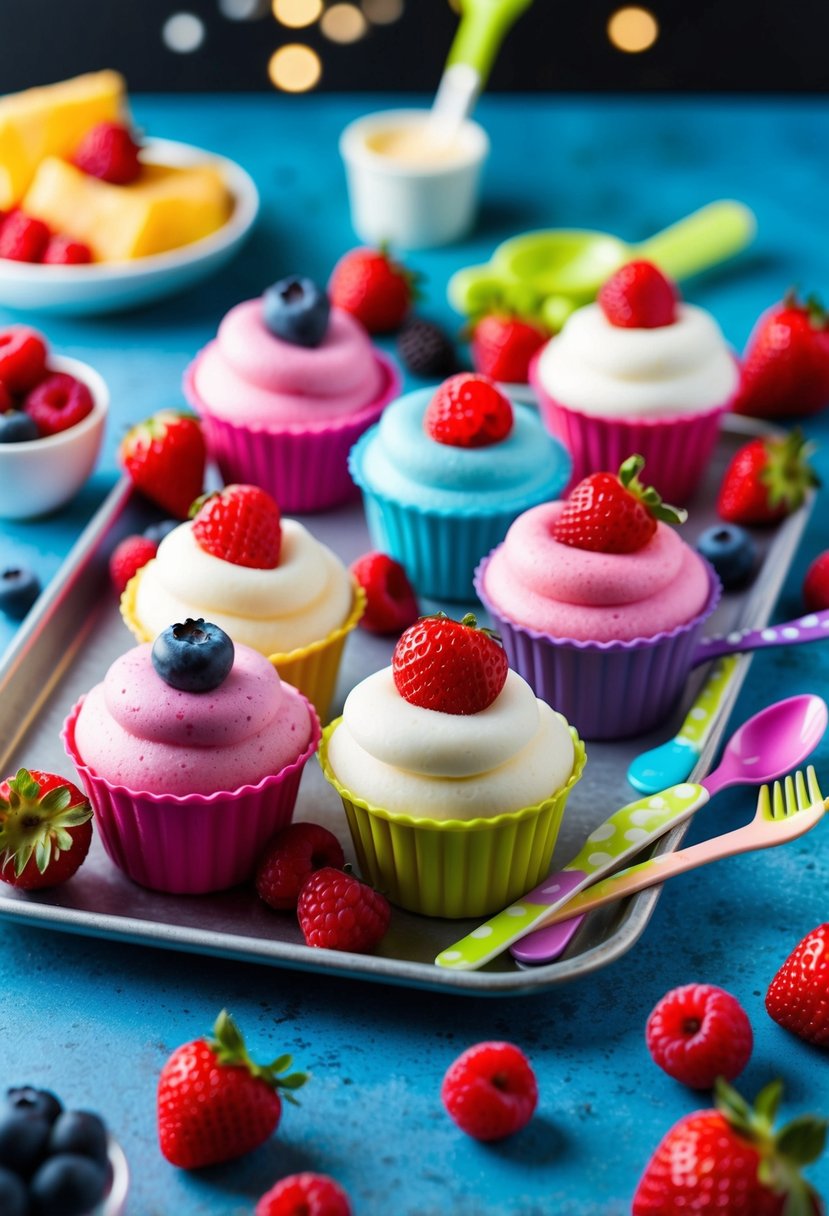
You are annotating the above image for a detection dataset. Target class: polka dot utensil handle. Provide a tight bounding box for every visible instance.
[691,608,829,666]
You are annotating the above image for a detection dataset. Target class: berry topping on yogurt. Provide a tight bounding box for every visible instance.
[151,618,235,693]
[598,260,678,329]
[191,483,282,569]
[553,454,686,554]
[423,372,513,448]
[262,276,331,348]
[392,612,508,715]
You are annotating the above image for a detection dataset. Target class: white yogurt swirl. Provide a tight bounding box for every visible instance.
[326,668,575,821]
[536,302,738,418]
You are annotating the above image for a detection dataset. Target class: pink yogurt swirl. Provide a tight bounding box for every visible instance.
[482,501,711,643]
[72,641,314,795]
[191,299,384,427]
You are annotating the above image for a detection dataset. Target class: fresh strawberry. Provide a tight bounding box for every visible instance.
[423,372,513,448]
[0,326,48,393]
[717,430,819,525]
[0,768,92,891]
[0,382,11,413]
[296,866,391,953]
[72,121,142,185]
[0,210,50,263]
[471,314,548,383]
[553,454,686,554]
[392,612,508,715]
[23,371,94,437]
[441,1042,538,1142]
[256,1172,352,1216]
[803,552,829,613]
[734,292,829,419]
[632,1079,826,1215]
[645,983,753,1089]
[118,410,206,520]
[41,234,93,265]
[766,923,829,1048]
[328,247,414,334]
[191,484,281,569]
[349,551,419,635]
[109,534,159,597]
[598,260,678,328]
[255,822,345,912]
[157,1009,307,1169]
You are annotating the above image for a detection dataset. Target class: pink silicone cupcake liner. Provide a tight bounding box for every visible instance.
[529,351,734,504]
[184,352,400,513]
[475,555,721,741]
[61,691,321,895]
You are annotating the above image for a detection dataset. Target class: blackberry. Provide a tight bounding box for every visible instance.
[396,319,458,378]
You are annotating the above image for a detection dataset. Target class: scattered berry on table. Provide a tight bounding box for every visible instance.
[23,371,94,437]
[598,260,678,328]
[553,455,686,554]
[329,246,415,334]
[0,211,51,263]
[5,1087,63,1125]
[349,551,419,635]
[717,430,819,525]
[734,291,829,420]
[0,382,11,412]
[696,523,758,590]
[0,768,92,890]
[255,822,345,912]
[297,865,391,953]
[0,1113,52,1174]
[72,120,142,185]
[0,566,42,618]
[47,1110,109,1166]
[191,483,282,569]
[441,1041,538,1141]
[632,1078,826,1214]
[423,372,513,448]
[0,326,48,393]
[396,317,458,378]
[645,983,753,1089]
[470,313,547,383]
[766,922,829,1048]
[0,1167,27,1216]
[0,410,39,443]
[30,1153,109,1216]
[263,276,331,347]
[157,1008,307,1169]
[803,552,829,613]
[256,1171,353,1216]
[118,409,206,519]
[151,618,235,693]
[142,518,180,546]
[41,235,93,265]
[393,612,508,715]
[109,534,158,596]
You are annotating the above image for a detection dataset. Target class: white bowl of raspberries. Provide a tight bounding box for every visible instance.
[0,325,108,520]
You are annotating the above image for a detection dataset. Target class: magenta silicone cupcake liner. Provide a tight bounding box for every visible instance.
[61,691,321,895]
[475,554,722,740]
[529,352,733,504]
[183,351,400,514]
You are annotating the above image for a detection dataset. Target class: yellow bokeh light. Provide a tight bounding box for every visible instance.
[361,0,404,23]
[272,0,323,28]
[268,43,322,91]
[321,3,368,42]
[607,6,659,53]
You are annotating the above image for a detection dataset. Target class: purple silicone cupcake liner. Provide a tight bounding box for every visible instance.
[184,351,400,513]
[62,692,321,895]
[475,554,721,741]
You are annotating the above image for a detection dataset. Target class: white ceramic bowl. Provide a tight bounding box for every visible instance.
[0,138,259,315]
[0,354,108,519]
[96,1137,129,1216]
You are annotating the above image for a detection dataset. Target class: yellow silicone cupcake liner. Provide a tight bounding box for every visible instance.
[120,570,366,724]
[319,716,586,919]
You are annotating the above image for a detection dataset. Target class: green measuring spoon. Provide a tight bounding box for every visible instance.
[447,199,757,329]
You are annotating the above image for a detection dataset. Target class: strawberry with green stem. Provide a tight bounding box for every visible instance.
[735,291,829,420]
[118,409,206,520]
[717,429,819,525]
[0,768,92,890]
[553,454,686,554]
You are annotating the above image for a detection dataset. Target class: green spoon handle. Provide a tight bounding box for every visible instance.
[447,0,535,83]
[634,199,756,282]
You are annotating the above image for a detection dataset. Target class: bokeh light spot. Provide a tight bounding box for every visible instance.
[361,0,404,23]
[162,12,206,52]
[607,6,659,53]
[268,43,322,91]
[272,0,323,27]
[321,3,368,41]
[219,0,270,18]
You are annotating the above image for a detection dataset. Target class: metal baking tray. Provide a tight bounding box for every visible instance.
[0,416,814,995]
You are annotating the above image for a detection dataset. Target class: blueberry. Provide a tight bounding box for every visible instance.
[0,1167,28,1216]
[263,276,330,348]
[5,1087,62,1126]
[30,1153,107,1216]
[142,519,179,546]
[0,410,39,443]
[0,566,42,619]
[151,618,235,692]
[48,1111,108,1167]
[0,1112,51,1177]
[696,524,758,590]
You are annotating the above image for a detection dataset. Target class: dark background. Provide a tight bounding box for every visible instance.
[1,0,828,93]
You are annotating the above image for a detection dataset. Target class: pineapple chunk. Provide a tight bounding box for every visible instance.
[22,157,233,261]
[0,70,126,208]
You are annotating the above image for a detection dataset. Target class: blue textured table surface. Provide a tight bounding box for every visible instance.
[2,94,829,1215]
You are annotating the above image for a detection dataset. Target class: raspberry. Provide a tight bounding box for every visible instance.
[109,535,159,597]
[645,983,753,1089]
[0,211,50,263]
[41,235,93,265]
[0,326,48,394]
[441,1042,538,1141]
[72,121,142,185]
[255,823,345,912]
[423,373,513,448]
[349,552,419,635]
[256,1172,352,1216]
[396,318,457,378]
[296,866,390,953]
[23,372,94,437]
